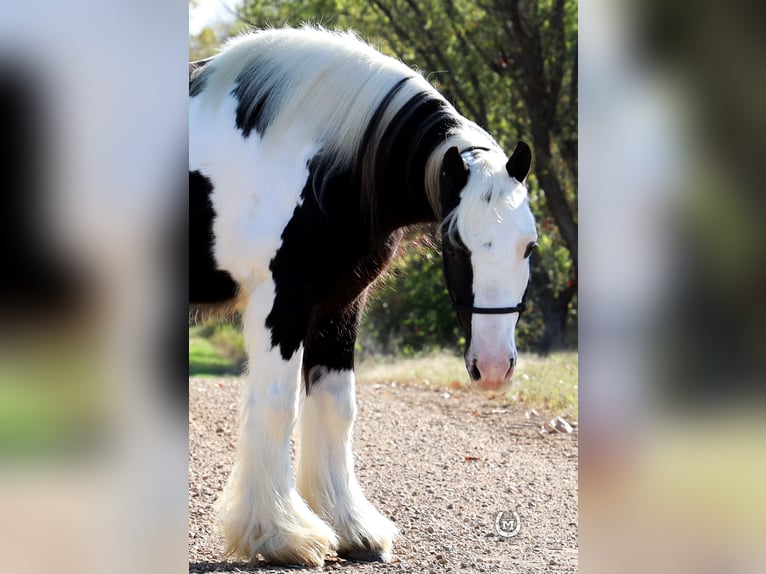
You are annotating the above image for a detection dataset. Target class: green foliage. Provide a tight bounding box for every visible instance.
[359,237,461,356]
[186,319,578,414]
[536,232,574,299]
[190,25,223,60]
[189,321,245,376]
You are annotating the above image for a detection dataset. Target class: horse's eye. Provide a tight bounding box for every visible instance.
[524,241,538,259]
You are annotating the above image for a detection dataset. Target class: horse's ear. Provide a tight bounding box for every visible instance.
[506,140,532,182]
[442,146,469,190]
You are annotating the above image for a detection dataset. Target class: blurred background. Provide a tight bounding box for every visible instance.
[0,2,189,573]
[0,0,764,572]
[578,0,766,572]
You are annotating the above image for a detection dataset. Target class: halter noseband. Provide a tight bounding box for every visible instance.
[451,280,530,316]
[453,301,526,315]
[446,145,530,317]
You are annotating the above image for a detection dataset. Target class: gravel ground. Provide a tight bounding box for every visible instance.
[189,377,578,573]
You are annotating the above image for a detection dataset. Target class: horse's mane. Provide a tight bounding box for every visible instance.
[191,25,497,221]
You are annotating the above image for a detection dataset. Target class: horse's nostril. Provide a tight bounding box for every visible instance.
[504,355,517,380]
[468,358,481,381]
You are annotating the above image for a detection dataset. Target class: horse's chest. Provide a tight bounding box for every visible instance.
[190,96,321,288]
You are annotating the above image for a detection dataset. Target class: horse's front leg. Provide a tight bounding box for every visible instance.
[297,296,397,562]
[216,283,337,566]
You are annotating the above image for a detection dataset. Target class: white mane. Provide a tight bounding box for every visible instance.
[195,25,502,220]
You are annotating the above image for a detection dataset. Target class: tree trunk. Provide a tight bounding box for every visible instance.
[531,265,561,352]
[528,110,578,272]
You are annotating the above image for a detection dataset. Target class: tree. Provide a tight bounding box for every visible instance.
[341,0,578,351]
[190,25,221,61]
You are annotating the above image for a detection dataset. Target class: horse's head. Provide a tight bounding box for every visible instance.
[440,141,537,391]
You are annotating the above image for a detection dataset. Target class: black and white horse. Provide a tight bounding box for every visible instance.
[190,27,537,566]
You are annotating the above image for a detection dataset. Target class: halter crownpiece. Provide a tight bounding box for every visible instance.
[459,145,492,157]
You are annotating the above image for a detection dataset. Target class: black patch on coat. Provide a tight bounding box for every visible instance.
[440,147,473,349]
[441,231,473,346]
[359,91,462,229]
[264,84,463,388]
[231,58,279,139]
[265,155,403,369]
[356,76,412,166]
[189,170,238,304]
[302,296,366,390]
[189,58,212,98]
[505,140,532,182]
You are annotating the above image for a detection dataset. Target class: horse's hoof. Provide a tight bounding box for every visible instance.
[337,546,392,563]
[336,524,394,563]
[326,503,396,564]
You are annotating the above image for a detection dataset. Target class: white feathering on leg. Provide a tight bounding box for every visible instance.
[297,369,397,561]
[215,288,337,566]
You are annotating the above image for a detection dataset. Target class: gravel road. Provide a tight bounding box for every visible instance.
[189,377,578,573]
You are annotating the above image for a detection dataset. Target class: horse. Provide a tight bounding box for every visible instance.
[189,26,537,567]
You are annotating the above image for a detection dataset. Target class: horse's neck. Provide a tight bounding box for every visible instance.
[373,176,437,235]
[368,143,446,232]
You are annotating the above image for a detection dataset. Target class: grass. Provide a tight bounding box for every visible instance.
[358,351,578,418]
[188,323,577,417]
[356,352,467,386]
[189,323,245,377]
[508,351,578,417]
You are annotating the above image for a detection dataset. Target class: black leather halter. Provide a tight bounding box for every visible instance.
[446,146,530,317]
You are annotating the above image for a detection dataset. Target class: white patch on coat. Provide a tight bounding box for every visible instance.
[190,92,318,291]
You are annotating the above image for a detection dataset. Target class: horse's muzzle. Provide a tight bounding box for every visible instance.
[465,353,515,391]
